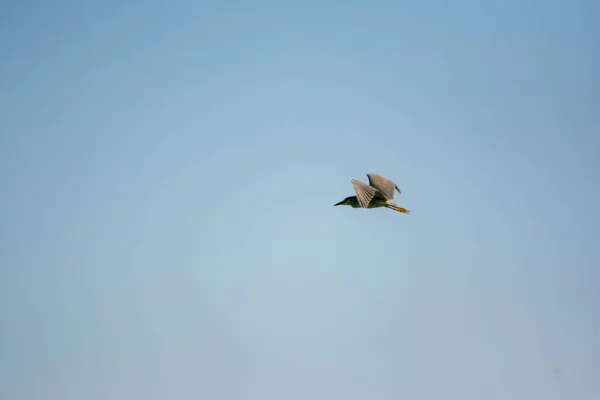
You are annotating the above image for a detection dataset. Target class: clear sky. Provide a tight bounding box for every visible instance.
[1,1,599,399]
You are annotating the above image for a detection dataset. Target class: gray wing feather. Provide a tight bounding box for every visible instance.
[351,179,377,208]
[367,173,401,200]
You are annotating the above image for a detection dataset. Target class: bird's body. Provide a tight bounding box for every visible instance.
[334,173,410,214]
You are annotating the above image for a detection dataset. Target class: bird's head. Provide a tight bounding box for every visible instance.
[334,196,357,207]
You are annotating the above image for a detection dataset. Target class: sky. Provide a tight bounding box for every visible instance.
[1,1,599,399]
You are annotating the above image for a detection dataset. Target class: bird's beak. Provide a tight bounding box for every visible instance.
[334,200,344,206]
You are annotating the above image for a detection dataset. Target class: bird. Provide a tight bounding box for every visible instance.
[334,173,410,214]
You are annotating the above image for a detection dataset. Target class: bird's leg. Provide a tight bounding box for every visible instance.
[387,204,410,213]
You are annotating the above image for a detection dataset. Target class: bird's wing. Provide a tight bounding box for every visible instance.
[367,173,401,200]
[351,179,377,208]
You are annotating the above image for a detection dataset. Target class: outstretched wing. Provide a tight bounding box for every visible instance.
[367,173,401,200]
[351,179,377,208]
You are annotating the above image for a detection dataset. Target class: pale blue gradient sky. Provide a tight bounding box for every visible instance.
[1,2,599,399]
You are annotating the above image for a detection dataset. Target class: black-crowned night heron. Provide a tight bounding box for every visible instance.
[334,173,410,214]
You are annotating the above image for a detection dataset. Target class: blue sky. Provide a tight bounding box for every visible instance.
[1,1,599,399]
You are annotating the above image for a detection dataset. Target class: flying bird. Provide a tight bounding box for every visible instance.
[334,173,410,214]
